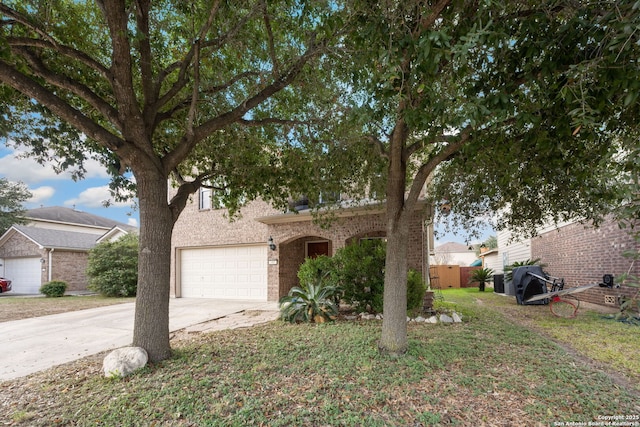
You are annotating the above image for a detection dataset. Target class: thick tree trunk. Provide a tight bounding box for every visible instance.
[379,214,410,355]
[378,120,411,355]
[132,174,174,362]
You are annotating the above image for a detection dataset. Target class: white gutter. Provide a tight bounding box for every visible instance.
[48,248,54,282]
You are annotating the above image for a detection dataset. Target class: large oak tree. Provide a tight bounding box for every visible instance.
[0,0,354,361]
[342,0,639,354]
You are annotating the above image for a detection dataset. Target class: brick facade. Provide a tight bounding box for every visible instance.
[51,251,90,291]
[532,218,639,307]
[171,196,429,301]
[0,232,90,291]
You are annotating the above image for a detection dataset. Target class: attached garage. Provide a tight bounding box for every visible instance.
[4,257,42,294]
[179,245,268,300]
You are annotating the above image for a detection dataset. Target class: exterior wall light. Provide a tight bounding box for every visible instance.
[268,236,276,251]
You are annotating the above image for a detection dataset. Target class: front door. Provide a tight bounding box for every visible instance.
[306,241,330,259]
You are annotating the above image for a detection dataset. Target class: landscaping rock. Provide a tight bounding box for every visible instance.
[452,312,463,323]
[414,316,426,323]
[426,316,438,324]
[103,347,148,378]
[439,314,454,323]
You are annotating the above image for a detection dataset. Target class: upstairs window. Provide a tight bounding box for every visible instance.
[199,187,212,210]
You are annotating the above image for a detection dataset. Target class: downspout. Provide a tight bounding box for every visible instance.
[48,248,54,282]
[422,218,433,290]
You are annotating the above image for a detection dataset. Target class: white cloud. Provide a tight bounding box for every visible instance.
[0,146,109,185]
[64,185,131,209]
[27,186,56,205]
[127,218,138,227]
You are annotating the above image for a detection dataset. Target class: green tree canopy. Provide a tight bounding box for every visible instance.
[341,0,640,354]
[0,177,31,234]
[0,0,358,361]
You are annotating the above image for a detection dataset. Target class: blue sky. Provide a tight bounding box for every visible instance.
[1,143,139,227]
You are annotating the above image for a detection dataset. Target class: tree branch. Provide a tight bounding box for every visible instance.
[156,1,256,111]
[0,60,124,153]
[417,0,452,33]
[6,37,110,79]
[406,125,473,208]
[154,70,265,125]
[133,0,155,119]
[98,0,144,139]
[11,46,121,131]
[367,135,389,159]
[162,33,328,172]
[260,0,280,77]
[0,4,58,46]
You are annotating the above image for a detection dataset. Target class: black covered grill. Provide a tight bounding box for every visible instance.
[513,265,549,305]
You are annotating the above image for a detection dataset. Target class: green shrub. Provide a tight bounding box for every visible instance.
[406,269,427,311]
[297,255,336,288]
[279,279,339,323]
[87,234,138,297]
[40,280,67,297]
[332,239,386,313]
[296,239,425,314]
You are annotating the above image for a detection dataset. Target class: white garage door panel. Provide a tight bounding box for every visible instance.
[4,258,42,294]
[180,246,267,300]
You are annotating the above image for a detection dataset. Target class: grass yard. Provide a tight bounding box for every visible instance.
[1,288,638,426]
[0,295,135,322]
[446,288,640,388]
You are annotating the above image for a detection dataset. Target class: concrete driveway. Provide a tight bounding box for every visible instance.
[0,298,278,381]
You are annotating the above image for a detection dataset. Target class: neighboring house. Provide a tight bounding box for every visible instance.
[0,207,136,294]
[431,242,478,266]
[497,217,639,307]
[170,191,433,302]
[479,247,501,273]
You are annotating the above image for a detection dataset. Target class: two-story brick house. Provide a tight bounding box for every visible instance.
[170,189,433,302]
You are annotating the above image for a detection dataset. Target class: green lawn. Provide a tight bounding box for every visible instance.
[1,288,638,426]
[442,288,640,385]
[0,295,134,322]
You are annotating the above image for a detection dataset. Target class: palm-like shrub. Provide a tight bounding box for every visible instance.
[504,258,545,282]
[279,279,339,323]
[469,268,495,292]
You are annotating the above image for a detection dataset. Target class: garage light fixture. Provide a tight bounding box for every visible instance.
[268,236,277,251]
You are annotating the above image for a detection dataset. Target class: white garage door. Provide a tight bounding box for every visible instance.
[180,245,267,300]
[4,257,42,294]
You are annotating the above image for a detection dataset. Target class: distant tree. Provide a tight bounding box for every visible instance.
[0,177,31,234]
[483,236,498,250]
[87,233,139,297]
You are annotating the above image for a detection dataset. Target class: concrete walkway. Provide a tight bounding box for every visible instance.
[0,299,278,381]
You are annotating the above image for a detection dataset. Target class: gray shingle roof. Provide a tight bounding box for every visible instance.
[13,225,100,250]
[26,206,131,229]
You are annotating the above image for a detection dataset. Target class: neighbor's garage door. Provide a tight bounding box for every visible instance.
[4,257,42,294]
[180,245,267,300]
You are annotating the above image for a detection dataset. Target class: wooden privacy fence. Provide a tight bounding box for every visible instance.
[429,265,482,289]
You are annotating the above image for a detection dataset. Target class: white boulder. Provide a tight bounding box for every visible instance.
[439,314,454,323]
[103,346,148,378]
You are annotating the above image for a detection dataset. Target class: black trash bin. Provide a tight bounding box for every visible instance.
[493,274,504,293]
